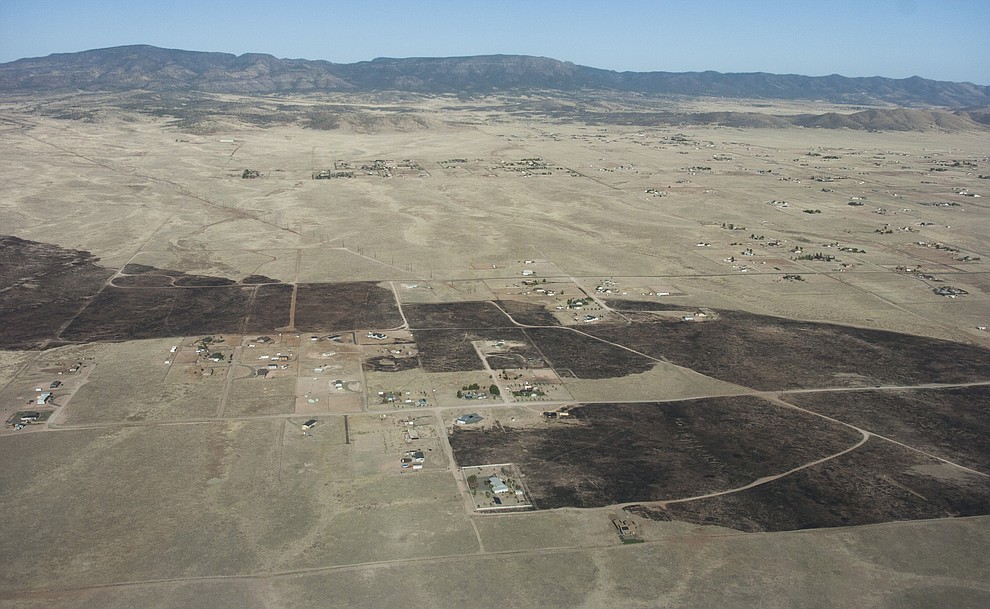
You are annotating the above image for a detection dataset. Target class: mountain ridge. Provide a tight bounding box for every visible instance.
[2,44,989,107]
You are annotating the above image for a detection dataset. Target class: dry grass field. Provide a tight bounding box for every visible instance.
[1,92,988,607]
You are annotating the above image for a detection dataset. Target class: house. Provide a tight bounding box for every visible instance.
[36,392,52,405]
[256,336,273,344]
[455,413,483,425]
[49,380,62,389]
[488,475,509,494]
[19,411,41,423]
[302,419,318,430]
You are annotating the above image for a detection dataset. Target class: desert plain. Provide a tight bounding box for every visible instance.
[0,90,988,608]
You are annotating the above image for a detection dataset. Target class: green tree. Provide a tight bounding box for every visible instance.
[489,384,500,396]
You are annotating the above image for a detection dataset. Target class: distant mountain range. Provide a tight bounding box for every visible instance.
[2,45,989,108]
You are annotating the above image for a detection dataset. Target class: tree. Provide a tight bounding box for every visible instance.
[489,384,500,396]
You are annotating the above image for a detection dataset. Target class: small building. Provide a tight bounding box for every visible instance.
[36,392,52,405]
[49,380,62,389]
[302,419,318,430]
[455,413,483,425]
[489,475,509,494]
[19,411,41,423]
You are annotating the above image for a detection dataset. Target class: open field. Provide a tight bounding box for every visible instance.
[1,91,989,607]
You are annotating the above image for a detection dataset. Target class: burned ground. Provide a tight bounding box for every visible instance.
[585,310,990,390]
[604,299,694,312]
[111,274,176,287]
[496,299,561,326]
[449,397,860,509]
[0,237,297,345]
[293,282,402,332]
[245,284,293,330]
[0,236,114,349]
[787,386,990,471]
[364,355,420,372]
[413,328,533,372]
[240,274,279,285]
[62,285,254,341]
[661,437,990,532]
[172,276,236,287]
[403,301,513,329]
[485,343,546,371]
[523,327,655,379]
[119,262,240,286]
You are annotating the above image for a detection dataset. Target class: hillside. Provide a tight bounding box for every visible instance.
[2,45,989,107]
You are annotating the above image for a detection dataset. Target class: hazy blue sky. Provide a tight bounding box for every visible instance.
[2,0,988,84]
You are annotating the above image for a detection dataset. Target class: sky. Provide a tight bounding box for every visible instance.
[1,0,988,84]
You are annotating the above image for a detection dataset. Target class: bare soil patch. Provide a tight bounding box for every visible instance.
[293,282,402,332]
[448,396,860,509]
